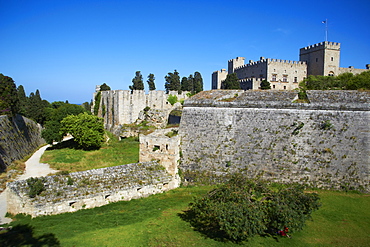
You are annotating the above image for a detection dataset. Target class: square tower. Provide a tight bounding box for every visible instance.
[299,41,340,76]
[228,57,245,74]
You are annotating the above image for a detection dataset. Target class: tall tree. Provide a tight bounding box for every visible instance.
[222,73,240,89]
[181,76,189,92]
[17,85,28,116]
[260,80,271,90]
[0,73,19,116]
[130,71,144,91]
[165,70,180,93]
[193,71,203,93]
[187,74,194,93]
[26,90,48,124]
[147,73,156,90]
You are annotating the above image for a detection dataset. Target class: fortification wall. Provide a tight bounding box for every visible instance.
[179,90,370,191]
[0,115,45,171]
[7,161,179,217]
[94,90,189,134]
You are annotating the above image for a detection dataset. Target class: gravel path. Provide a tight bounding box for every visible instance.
[0,145,58,224]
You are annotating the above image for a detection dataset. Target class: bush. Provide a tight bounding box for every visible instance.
[26,177,46,198]
[183,175,320,242]
[167,95,178,105]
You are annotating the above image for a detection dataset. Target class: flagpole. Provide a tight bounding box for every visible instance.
[325,19,328,41]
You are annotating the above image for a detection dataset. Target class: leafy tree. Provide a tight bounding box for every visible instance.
[130,71,144,91]
[222,73,240,89]
[260,80,271,90]
[187,74,194,92]
[60,112,105,150]
[184,175,320,242]
[165,70,181,93]
[100,83,111,91]
[26,90,50,125]
[0,73,19,116]
[147,73,156,90]
[41,103,87,144]
[82,101,91,112]
[193,71,203,93]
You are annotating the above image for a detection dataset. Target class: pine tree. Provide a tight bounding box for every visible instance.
[129,71,144,91]
[0,73,19,116]
[222,73,240,89]
[187,74,194,92]
[260,80,271,90]
[181,76,189,92]
[100,83,111,91]
[193,71,203,93]
[147,73,156,90]
[164,70,180,93]
[17,85,28,116]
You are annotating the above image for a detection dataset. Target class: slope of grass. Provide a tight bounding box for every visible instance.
[1,187,369,246]
[40,134,139,172]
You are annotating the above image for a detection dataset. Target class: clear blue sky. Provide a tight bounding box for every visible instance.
[1,0,369,104]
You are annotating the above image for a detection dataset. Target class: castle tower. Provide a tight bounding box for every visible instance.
[228,57,245,74]
[299,41,341,76]
[212,69,228,89]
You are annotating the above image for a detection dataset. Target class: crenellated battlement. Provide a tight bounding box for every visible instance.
[300,41,340,54]
[234,58,306,71]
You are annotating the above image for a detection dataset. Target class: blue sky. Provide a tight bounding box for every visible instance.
[1,0,369,104]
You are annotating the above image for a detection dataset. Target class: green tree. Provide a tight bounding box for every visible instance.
[187,74,194,92]
[17,85,28,116]
[60,112,105,150]
[99,83,111,91]
[184,175,320,242]
[222,73,240,89]
[130,71,144,91]
[26,90,50,125]
[147,73,156,90]
[181,76,189,92]
[167,94,178,105]
[193,71,203,93]
[0,73,19,116]
[41,103,87,144]
[165,70,181,93]
[260,80,271,90]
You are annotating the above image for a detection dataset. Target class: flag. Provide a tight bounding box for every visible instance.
[322,20,326,24]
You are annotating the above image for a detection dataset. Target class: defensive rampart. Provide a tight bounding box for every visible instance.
[7,161,179,217]
[0,115,45,171]
[179,90,370,191]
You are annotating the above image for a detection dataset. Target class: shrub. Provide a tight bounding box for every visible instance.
[26,177,46,198]
[167,95,178,105]
[183,175,320,242]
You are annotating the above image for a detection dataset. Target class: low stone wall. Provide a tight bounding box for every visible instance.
[0,115,45,171]
[179,90,370,191]
[7,161,179,217]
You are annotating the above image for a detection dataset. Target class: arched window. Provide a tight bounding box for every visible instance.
[328,71,335,76]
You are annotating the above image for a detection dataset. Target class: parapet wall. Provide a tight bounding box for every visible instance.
[179,90,370,191]
[7,161,179,217]
[0,115,45,171]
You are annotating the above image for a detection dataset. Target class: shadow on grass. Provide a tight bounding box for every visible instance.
[47,138,99,151]
[0,224,60,246]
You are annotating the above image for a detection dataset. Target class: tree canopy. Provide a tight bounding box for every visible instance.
[99,83,111,91]
[260,80,271,90]
[60,112,105,150]
[193,71,203,93]
[0,73,19,116]
[130,71,144,91]
[222,73,240,89]
[147,73,156,90]
[165,70,181,93]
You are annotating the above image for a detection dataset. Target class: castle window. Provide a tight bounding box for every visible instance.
[294,77,298,83]
[273,85,276,89]
[316,58,318,62]
[283,75,288,82]
[331,57,334,61]
[284,86,286,89]
[272,74,277,82]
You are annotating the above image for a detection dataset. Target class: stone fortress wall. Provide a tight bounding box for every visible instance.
[7,161,180,217]
[0,115,45,171]
[93,89,189,133]
[179,90,370,192]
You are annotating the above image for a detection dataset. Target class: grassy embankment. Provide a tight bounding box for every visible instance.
[40,133,139,172]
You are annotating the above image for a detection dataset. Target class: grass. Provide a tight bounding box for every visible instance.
[1,187,369,246]
[40,134,139,173]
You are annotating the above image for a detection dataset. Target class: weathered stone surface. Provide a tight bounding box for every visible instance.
[0,115,45,171]
[179,90,370,191]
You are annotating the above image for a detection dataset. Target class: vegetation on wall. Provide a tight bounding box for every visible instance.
[302,71,370,90]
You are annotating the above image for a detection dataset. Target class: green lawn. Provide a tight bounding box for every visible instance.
[1,187,369,246]
[40,134,139,173]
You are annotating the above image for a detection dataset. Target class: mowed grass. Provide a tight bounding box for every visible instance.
[1,187,369,247]
[40,134,139,172]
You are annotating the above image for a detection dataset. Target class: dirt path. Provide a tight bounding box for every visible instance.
[0,145,58,224]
